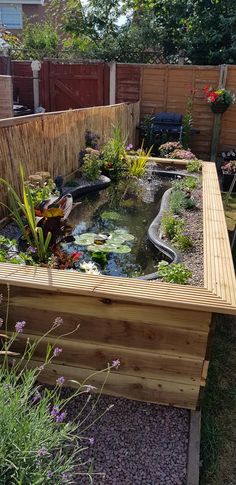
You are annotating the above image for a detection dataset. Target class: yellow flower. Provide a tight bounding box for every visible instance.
[215,89,224,94]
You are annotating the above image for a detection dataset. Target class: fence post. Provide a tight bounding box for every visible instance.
[109,62,116,105]
[210,64,228,162]
[31,60,42,112]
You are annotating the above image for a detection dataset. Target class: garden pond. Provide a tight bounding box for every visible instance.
[62,176,172,278]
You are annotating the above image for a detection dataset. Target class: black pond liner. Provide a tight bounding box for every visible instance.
[62,175,111,198]
[139,170,196,281]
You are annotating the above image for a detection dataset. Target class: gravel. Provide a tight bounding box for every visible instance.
[61,391,189,485]
[179,186,204,286]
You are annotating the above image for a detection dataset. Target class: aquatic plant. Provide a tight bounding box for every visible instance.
[80,261,101,275]
[101,127,127,179]
[0,290,118,484]
[0,166,52,262]
[157,261,192,284]
[101,211,121,221]
[126,142,153,178]
[187,159,203,173]
[74,229,134,255]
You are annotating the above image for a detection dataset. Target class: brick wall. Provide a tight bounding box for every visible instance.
[0,76,13,119]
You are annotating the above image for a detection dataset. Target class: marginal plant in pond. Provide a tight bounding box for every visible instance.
[126,142,153,178]
[81,148,102,181]
[25,172,59,208]
[157,261,192,284]
[187,159,202,173]
[101,127,128,179]
[0,289,119,484]
[0,166,52,263]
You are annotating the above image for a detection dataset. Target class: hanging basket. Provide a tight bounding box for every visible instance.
[210,102,230,114]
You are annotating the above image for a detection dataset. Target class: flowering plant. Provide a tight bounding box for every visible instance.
[203,86,235,111]
[221,160,236,174]
[0,288,120,483]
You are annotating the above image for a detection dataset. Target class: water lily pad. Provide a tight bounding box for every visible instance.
[87,244,131,254]
[110,230,135,242]
[101,211,121,221]
[74,233,97,245]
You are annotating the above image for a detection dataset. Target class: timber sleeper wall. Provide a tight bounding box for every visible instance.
[0,161,235,410]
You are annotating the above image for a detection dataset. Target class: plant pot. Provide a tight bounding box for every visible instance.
[222,171,236,192]
[210,102,230,114]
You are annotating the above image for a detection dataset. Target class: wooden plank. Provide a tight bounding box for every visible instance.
[186,411,201,485]
[13,333,205,385]
[4,303,210,359]
[29,360,200,409]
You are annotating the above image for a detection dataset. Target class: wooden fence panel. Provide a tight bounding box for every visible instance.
[220,66,236,151]
[0,102,140,219]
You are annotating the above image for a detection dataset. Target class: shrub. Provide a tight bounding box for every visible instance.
[184,176,198,190]
[0,291,118,483]
[184,196,197,210]
[159,141,183,158]
[172,232,194,250]
[81,149,102,181]
[187,159,203,173]
[161,214,184,240]
[169,190,186,215]
[171,149,196,160]
[157,260,192,284]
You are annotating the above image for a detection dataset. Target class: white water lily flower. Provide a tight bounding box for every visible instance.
[80,261,101,275]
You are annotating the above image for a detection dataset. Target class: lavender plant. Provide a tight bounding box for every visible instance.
[0,288,119,484]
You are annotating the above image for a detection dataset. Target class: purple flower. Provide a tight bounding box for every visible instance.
[84,384,97,393]
[0,318,3,328]
[47,471,53,478]
[51,405,59,418]
[37,447,49,457]
[15,321,26,333]
[111,359,121,370]
[126,144,133,151]
[56,411,67,423]
[28,246,36,253]
[53,347,62,357]
[32,390,41,403]
[88,437,95,446]
[56,376,65,386]
[53,317,63,326]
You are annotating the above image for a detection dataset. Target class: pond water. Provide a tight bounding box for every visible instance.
[64,176,171,278]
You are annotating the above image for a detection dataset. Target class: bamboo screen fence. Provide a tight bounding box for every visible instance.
[0,102,140,219]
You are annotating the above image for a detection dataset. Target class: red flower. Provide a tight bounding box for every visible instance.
[71,251,82,261]
[208,92,218,103]
[203,85,211,95]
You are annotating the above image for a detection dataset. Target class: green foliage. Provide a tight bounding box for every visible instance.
[0,291,115,483]
[0,236,36,265]
[28,179,58,207]
[13,21,59,60]
[169,189,186,215]
[101,127,127,179]
[172,232,194,250]
[157,260,192,284]
[81,149,102,181]
[126,143,153,178]
[0,166,51,262]
[184,196,197,210]
[161,214,184,240]
[173,176,198,191]
[187,159,203,173]
[182,95,194,149]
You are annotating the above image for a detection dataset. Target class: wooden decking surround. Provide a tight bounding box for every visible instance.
[0,159,235,409]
